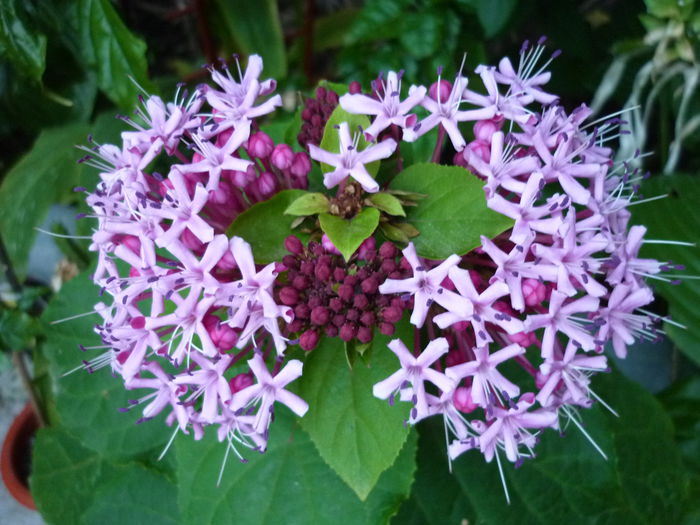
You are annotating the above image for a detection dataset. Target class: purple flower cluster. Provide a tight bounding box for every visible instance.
[74,44,681,488]
[335,41,678,490]
[79,56,312,458]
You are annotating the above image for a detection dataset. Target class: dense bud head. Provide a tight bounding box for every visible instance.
[271,144,294,170]
[299,329,320,351]
[429,79,452,103]
[247,131,274,158]
[337,283,354,302]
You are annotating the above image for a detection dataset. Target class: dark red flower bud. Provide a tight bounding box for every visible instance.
[299,330,320,351]
[361,276,379,294]
[279,286,299,306]
[340,322,358,342]
[310,306,330,326]
[329,297,343,312]
[294,303,310,319]
[284,235,304,255]
[379,322,395,336]
[353,294,369,310]
[357,326,373,343]
[338,283,354,302]
[381,306,403,323]
[360,311,376,326]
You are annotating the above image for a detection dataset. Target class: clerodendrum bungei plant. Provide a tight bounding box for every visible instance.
[72,42,686,501]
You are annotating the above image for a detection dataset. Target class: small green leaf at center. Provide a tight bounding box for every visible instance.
[319,207,380,261]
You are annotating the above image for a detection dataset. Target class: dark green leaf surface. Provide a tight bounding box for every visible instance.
[394,371,691,524]
[213,0,286,78]
[629,175,700,365]
[475,0,518,37]
[31,427,180,525]
[390,163,513,259]
[227,189,308,264]
[76,0,153,109]
[299,321,412,500]
[175,409,417,525]
[319,207,380,261]
[40,271,173,457]
[0,123,89,280]
[0,0,47,80]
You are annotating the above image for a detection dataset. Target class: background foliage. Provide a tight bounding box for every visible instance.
[1,1,699,524]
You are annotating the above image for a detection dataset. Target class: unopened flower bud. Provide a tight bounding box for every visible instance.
[382,306,403,323]
[522,278,547,307]
[257,171,278,197]
[310,306,330,326]
[290,152,311,178]
[379,322,395,336]
[284,235,304,255]
[473,116,504,142]
[247,131,274,158]
[340,322,358,341]
[229,373,254,393]
[357,326,373,343]
[299,329,320,351]
[453,387,478,413]
[271,144,294,170]
[279,286,300,306]
[429,79,452,103]
[203,315,238,351]
[379,241,397,259]
[348,81,362,94]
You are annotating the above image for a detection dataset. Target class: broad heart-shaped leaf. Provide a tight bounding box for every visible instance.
[76,0,154,109]
[390,163,513,259]
[298,320,413,500]
[0,122,90,281]
[629,174,700,365]
[285,192,330,216]
[319,207,380,261]
[319,106,379,176]
[39,270,174,458]
[227,189,308,264]
[32,427,181,525]
[0,0,47,81]
[175,409,417,525]
[393,371,692,525]
[212,0,286,78]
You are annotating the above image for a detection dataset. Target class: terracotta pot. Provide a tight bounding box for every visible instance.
[1,403,38,510]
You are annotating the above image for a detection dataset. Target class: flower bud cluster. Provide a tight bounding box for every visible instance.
[297,86,340,149]
[278,236,410,350]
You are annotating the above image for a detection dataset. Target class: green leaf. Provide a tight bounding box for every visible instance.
[176,409,417,524]
[395,371,691,524]
[475,0,517,37]
[40,270,174,457]
[398,13,442,59]
[319,207,380,261]
[76,0,153,109]
[368,193,406,216]
[299,320,412,500]
[285,192,330,216]
[227,189,308,264]
[32,427,181,525]
[0,122,89,280]
[0,0,47,81]
[629,174,700,365]
[31,427,102,525]
[319,106,379,176]
[390,163,513,259]
[212,0,286,79]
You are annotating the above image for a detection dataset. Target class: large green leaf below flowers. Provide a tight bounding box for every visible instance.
[32,427,181,525]
[39,270,174,458]
[393,371,693,525]
[175,409,417,525]
[298,319,413,500]
[629,174,700,365]
[390,163,513,259]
